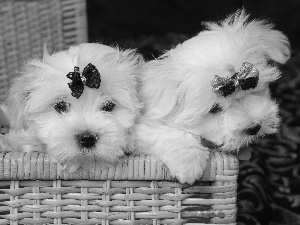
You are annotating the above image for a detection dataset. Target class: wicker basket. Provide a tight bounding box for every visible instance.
[0,151,238,225]
[0,0,87,103]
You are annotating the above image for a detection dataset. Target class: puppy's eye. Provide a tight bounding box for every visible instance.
[54,101,70,113]
[101,100,116,112]
[209,103,223,114]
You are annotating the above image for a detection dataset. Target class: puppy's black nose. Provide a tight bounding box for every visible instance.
[77,132,98,148]
[244,124,261,135]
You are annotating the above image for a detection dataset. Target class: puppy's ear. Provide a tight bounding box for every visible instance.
[111,47,144,114]
[7,62,37,130]
[118,48,145,70]
[141,57,213,133]
[140,58,184,120]
[205,9,291,64]
[7,81,33,130]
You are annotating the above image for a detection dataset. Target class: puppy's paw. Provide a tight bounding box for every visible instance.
[171,162,205,185]
[166,149,210,185]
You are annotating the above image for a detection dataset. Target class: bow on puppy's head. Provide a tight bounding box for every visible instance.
[66,63,101,99]
[211,62,259,97]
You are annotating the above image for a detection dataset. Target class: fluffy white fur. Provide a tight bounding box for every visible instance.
[0,43,142,172]
[136,10,290,184]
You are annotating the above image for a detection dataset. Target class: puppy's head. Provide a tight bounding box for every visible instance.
[141,10,290,151]
[8,43,143,170]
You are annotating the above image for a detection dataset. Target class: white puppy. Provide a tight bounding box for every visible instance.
[136,10,290,184]
[1,43,142,172]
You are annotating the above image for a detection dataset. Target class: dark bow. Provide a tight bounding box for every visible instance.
[211,62,259,97]
[66,63,101,99]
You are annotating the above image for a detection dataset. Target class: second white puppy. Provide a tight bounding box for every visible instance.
[1,43,142,172]
[136,10,290,184]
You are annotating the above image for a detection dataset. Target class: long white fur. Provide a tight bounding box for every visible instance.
[136,10,290,184]
[1,43,143,172]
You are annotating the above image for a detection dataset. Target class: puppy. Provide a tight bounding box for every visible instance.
[1,43,142,172]
[136,10,290,184]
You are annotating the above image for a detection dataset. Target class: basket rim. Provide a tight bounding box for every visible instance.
[0,151,239,181]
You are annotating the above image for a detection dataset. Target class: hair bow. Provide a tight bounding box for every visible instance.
[66,63,101,99]
[211,62,259,97]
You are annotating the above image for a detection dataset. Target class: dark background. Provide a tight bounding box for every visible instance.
[87,1,300,225]
[87,0,300,59]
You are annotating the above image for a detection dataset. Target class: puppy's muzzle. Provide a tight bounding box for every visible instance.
[244,123,261,135]
[200,137,223,149]
[76,131,98,149]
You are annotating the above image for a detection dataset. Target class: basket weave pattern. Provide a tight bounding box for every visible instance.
[0,151,238,225]
[0,0,87,102]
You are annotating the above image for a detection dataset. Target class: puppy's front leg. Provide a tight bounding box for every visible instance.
[165,149,209,185]
[137,123,210,184]
[158,132,210,184]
